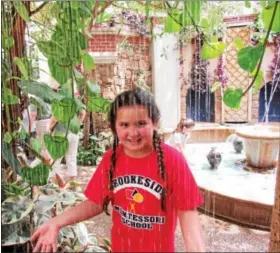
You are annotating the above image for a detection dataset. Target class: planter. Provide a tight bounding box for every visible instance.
[236,125,280,168]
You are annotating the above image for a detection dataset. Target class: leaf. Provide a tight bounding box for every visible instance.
[201,38,226,60]
[1,141,21,174]
[21,164,50,186]
[30,137,42,154]
[82,53,95,71]
[223,88,243,109]
[2,221,30,246]
[180,1,201,26]
[233,37,244,49]
[76,222,89,246]
[44,134,69,160]
[18,80,62,104]
[13,1,30,22]
[1,196,34,224]
[14,57,28,79]
[237,44,264,72]
[51,98,77,123]
[4,132,13,143]
[79,33,88,50]
[164,9,182,33]
[2,87,19,105]
[261,2,280,32]
[87,81,101,94]
[87,94,110,113]
[69,115,81,134]
[245,1,251,8]
[48,57,70,85]
[2,36,14,49]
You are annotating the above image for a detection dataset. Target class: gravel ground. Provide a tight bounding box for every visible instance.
[61,165,270,252]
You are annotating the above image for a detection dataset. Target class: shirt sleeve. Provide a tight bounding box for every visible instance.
[84,151,111,205]
[168,148,204,210]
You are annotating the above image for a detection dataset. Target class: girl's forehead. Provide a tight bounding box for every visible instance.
[116,105,150,120]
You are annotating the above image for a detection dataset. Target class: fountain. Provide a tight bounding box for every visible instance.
[182,123,278,231]
[235,124,280,168]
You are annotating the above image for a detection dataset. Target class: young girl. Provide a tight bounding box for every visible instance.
[166,119,195,155]
[30,88,205,253]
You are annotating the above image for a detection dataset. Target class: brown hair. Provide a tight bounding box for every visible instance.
[103,88,167,215]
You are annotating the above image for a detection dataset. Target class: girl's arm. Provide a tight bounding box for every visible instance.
[31,199,102,252]
[178,209,205,252]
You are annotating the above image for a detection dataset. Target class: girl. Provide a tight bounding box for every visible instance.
[166,119,195,155]
[30,88,205,252]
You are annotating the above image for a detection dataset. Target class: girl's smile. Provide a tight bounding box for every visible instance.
[115,105,157,158]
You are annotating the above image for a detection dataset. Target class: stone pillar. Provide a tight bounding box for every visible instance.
[151,24,180,131]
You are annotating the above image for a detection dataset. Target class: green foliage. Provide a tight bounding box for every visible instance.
[13,1,30,22]
[87,93,111,113]
[1,141,21,174]
[180,1,201,26]
[82,53,95,71]
[223,88,243,109]
[164,9,181,33]
[237,44,264,73]
[2,87,19,105]
[51,98,77,123]
[201,37,226,60]
[4,132,13,143]
[21,164,50,186]
[69,115,81,134]
[44,134,69,160]
[261,2,280,33]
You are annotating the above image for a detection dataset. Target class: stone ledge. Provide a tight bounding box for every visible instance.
[88,52,118,64]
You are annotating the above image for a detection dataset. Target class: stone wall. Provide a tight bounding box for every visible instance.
[87,28,152,132]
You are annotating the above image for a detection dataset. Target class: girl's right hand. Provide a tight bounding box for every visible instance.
[30,222,60,253]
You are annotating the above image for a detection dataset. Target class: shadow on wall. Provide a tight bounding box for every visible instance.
[259,82,280,122]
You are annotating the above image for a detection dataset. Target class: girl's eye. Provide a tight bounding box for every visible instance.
[137,121,146,127]
[120,122,129,128]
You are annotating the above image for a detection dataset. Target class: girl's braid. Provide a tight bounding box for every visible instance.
[153,130,167,212]
[103,135,118,216]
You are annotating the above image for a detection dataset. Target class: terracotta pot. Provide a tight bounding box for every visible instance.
[236,125,280,168]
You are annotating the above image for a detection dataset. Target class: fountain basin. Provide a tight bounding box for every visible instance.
[235,125,280,168]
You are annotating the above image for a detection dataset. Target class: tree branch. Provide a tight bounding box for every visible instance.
[30,2,48,17]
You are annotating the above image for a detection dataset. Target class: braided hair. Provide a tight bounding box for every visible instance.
[103,88,167,215]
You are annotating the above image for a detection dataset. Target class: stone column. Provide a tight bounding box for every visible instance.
[151,24,180,132]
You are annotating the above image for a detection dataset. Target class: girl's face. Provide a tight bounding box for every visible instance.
[115,105,157,158]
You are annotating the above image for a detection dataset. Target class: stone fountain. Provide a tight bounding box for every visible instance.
[235,124,280,168]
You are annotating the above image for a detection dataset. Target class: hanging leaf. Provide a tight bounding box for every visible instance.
[18,80,62,104]
[164,9,182,33]
[21,164,50,186]
[44,134,69,160]
[201,37,226,60]
[180,1,201,26]
[82,53,95,71]
[79,33,88,50]
[69,115,81,134]
[30,137,43,154]
[87,94,110,113]
[13,1,30,22]
[76,222,89,246]
[48,57,70,85]
[261,2,280,33]
[1,141,21,174]
[2,87,19,105]
[233,37,244,49]
[3,132,13,144]
[13,57,28,79]
[237,44,264,73]
[2,196,34,224]
[223,88,243,109]
[2,36,14,49]
[51,98,77,123]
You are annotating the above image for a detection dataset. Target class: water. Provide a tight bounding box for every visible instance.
[185,142,277,205]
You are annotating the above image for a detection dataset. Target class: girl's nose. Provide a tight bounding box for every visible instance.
[128,126,139,136]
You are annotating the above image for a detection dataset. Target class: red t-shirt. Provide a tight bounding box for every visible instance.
[84,143,203,252]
